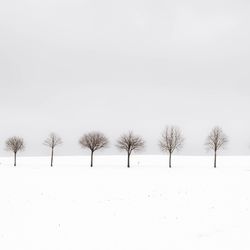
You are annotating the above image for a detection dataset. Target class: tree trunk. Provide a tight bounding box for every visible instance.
[169,153,172,168]
[214,151,217,168]
[127,153,130,168]
[51,148,54,167]
[14,152,16,167]
[90,151,94,167]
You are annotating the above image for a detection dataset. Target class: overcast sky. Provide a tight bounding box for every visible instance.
[0,0,249,156]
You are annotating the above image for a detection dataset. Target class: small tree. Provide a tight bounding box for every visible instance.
[159,126,184,168]
[79,132,109,167]
[5,136,25,166]
[116,131,145,168]
[205,126,228,168]
[43,133,62,167]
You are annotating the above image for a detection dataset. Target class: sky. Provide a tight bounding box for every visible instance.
[0,0,250,156]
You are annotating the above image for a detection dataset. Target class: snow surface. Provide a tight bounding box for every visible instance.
[0,155,250,250]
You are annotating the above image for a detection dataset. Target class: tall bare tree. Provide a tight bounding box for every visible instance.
[43,133,62,167]
[116,131,145,168]
[205,126,228,168]
[159,126,184,168]
[79,132,109,167]
[5,136,25,166]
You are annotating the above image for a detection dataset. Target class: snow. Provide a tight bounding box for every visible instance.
[0,155,249,250]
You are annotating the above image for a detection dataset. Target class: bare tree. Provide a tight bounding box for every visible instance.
[79,132,109,167]
[43,133,63,167]
[116,131,145,168]
[159,126,184,168]
[205,126,228,168]
[5,136,25,166]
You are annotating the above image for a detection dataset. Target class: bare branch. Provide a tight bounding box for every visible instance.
[43,133,63,149]
[159,126,184,154]
[79,132,109,152]
[79,132,109,167]
[116,131,145,155]
[5,136,25,153]
[205,126,228,152]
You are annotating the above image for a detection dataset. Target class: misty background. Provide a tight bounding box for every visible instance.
[0,0,249,156]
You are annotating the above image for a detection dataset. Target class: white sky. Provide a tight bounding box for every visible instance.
[0,0,250,156]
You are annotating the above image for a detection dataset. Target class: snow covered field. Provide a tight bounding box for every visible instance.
[0,155,250,250]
